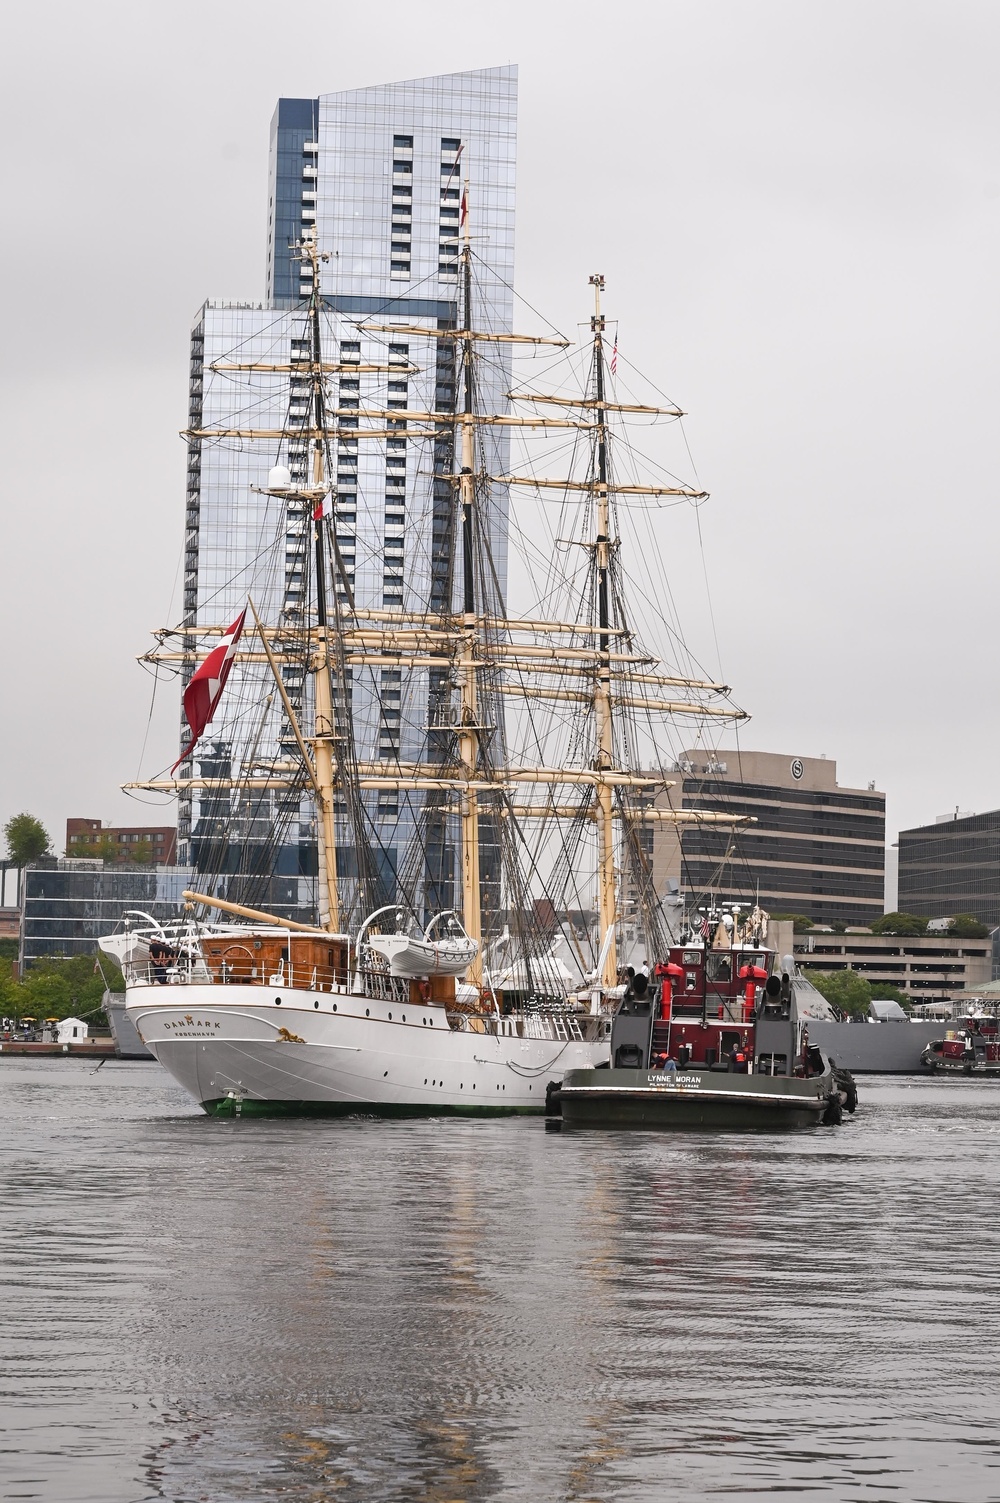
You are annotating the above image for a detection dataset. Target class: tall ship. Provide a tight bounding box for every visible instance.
[100,208,750,1115]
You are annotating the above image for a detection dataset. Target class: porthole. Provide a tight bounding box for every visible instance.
[365,1008,370,1017]
[332,1003,337,1012]
[383,1070,388,1078]
[274,997,282,1006]
[314,1000,319,1009]
[388,1012,392,1020]
[402,1014,406,1022]
[429,1017,433,1026]
[424,1078,428,1084]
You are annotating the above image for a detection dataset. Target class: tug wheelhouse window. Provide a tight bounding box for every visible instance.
[706,954,732,983]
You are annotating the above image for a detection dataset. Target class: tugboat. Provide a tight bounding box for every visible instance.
[920,1008,1000,1076]
[555,942,857,1129]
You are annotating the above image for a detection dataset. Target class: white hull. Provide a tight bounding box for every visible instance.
[126,981,610,1115]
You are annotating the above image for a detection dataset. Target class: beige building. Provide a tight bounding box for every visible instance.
[653,750,885,927]
[794,929,991,1002]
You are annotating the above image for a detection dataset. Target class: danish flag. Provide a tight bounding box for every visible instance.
[171,607,247,774]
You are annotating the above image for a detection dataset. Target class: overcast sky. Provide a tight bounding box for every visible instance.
[1,0,997,856]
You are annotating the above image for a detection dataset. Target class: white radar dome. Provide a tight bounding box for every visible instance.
[267,464,292,490]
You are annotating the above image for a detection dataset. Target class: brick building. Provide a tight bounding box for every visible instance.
[66,819,177,866]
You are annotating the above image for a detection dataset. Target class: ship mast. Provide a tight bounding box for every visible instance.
[135,253,757,965]
[589,274,618,989]
[457,178,482,987]
[303,229,341,931]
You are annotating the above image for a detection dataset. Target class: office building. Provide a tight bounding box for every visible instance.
[179,67,517,914]
[653,750,886,927]
[794,928,991,1004]
[898,809,1000,927]
[19,859,314,966]
[19,861,194,964]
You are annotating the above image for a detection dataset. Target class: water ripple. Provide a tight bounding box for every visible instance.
[1,1066,998,1500]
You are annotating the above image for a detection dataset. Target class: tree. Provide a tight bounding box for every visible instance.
[68,831,120,863]
[3,813,51,866]
[948,914,990,939]
[808,969,873,1018]
[70,831,155,866]
[129,839,154,866]
[1,952,123,1025]
[870,912,929,936]
[771,913,814,931]
[869,981,910,1008]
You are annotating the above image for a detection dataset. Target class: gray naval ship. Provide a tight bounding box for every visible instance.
[799,993,950,1073]
[104,991,152,1059]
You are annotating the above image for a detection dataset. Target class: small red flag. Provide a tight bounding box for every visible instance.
[460,189,468,228]
[313,493,332,522]
[171,608,247,774]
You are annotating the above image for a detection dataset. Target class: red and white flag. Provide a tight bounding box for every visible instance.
[171,607,247,774]
[610,336,618,375]
[460,188,468,228]
[313,493,333,522]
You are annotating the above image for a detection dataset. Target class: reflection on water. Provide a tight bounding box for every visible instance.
[2,1062,1000,1501]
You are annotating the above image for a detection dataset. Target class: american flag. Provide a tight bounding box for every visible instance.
[610,336,618,375]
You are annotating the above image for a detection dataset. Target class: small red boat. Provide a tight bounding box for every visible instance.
[921,1011,1000,1076]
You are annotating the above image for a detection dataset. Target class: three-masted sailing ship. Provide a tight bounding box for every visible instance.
[100,205,749,1116]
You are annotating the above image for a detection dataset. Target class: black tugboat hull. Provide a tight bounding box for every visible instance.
[558,1068,832,1130]
[920,1054,1000,1078]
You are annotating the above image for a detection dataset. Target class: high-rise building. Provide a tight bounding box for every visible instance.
[898,809,1000,926]
[178,67,518,904]
[653,750,886,927]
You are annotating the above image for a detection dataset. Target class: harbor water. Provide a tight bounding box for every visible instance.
[2,1061,999,1502]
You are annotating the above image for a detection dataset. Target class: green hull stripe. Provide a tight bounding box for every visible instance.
[202,1097,542,1119]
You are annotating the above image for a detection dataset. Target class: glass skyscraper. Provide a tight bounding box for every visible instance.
[178,67,517,914]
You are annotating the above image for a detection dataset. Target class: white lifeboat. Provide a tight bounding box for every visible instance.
[359,908,479,979]
[367,932,479,978]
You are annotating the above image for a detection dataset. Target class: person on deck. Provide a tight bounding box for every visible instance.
[148,938,175,985]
